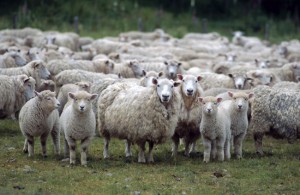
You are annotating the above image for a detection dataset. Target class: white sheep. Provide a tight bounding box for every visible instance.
[0,74,35,119]
[172,74,204,157]
[97,78,181,163]
[60,91,98,166]
[220,91,253,159]
[19,90,60,157]
[36,79,56,92]
[0,51,27,68]
[113,60,145,78]
[199,96,231,163]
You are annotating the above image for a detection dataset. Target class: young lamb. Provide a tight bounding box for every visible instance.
[60,91,98,166]
[250,85,300,155]
[220,92,253,159]
[19,90,60,157]
[172,74,204,157]
[0,75,36,119]
[199,96,231,163]
[97,78,181,163]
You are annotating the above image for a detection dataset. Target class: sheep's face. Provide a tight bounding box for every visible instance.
[75,82,91,92]
[247,70,273,87]
[199,96,222,115]
[153,78,180,103]
[69,91,98,113]
[292,64,300,81]
[31,60,51,79]
[128,60,144,78]
[255,59,270,69]
[164,61,182,80]
[104,60,115,73]
[177,74,202,97]
[19,75,36,101]
[9,51,27,66]
[28,47,43,61]
[143,71,163,87]
[228,92,253,111]
[228,73,251,89]
[36,90,60,111]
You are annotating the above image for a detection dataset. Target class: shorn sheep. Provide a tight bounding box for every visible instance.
[97,78,181,163]
[0,74,36,119]
[220,91,253,159]
[19,90,60,157]
[172,74,204,157]
[60,91,98,166]
[199,96,231,163]
[250,85,300,155]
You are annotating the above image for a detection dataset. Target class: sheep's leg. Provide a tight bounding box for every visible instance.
[51,125,60,155]
[23,139,28,153]
[216,138,225,161]
[64,138,70,158]
[224,137,231,160]
[189,141,197,154]
[171,135,179,157]
[125,140,132,157]
[80,137,91,166]
[234,133,245,159]
[27,136,34,157]
[40,132,49,158]
[184,138,190,157]
[103,136,110,159]
[68,138,76,165]
[147,141,154,163]
[10,113,17,120]
[211,140,217,160]
[202,137,211,163]
[138,142,146,163]
[254,132,264,156]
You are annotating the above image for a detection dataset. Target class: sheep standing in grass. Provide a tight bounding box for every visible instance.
[97,78,181,163]
[19,90,60,157]
[0,74,35,119]
[199,96,231,163]
[172,74,204,157]
[220,91,253,159]
[60,91,98,166]
[250,85,300,155]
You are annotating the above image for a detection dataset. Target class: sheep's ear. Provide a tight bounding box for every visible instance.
[152,78,158,85]
[177,74,183,80]
[228,73,233,78]
[292,64,298,69]
[35,91,42,99]
[197,76,202,81]
[118,73,122,79]
[254,59,259,64]
[173,81,181,87]
[246,77,254,81]
[158,71,164,77]
[228,91,234,97]
[17,49,21,53]
[178,62,182,66]
[115,54,120,59]
[248,93,254,99]
[90,94,98,101]
[164,61,168,65]
[198,97,203,103]
[142,70,146,76]
[105,60,109,65]
[68,92,76,100]
[31,61,40,69]
[24,78,30,84]
[217,97,223,103]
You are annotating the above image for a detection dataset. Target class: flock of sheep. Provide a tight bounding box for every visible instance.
[0,27,299,166]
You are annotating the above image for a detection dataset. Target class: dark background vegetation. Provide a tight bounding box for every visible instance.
[0,0,300,41]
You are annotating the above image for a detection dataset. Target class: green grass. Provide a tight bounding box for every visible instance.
[0,119,299,194]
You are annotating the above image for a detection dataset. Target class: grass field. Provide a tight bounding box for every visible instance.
[0,119,299,194]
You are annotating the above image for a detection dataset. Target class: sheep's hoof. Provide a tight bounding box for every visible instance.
[23,149,28,153]
[203,159,209,163]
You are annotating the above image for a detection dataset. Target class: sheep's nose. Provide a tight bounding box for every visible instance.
[80,106,84,110]
[207,108,212,113]
[187,89,193,94]
[162,95,169,101]
[238,105,242,109]
[237,84,242,89]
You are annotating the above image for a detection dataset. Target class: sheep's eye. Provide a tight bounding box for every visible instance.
[171,85,174,88]
[157,85,160,87]
[195,80,198,83]
[234,98,237,100]
[145,76,148,79]
[182,80,185,82]
[75,98,78,101]
[244,98,247,101]
[214,102,218,105]
[203,102,206,105]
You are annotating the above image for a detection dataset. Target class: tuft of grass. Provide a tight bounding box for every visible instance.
[0,119,299,194]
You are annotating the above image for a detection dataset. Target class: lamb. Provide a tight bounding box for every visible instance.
[199,96,231,163]
[0,75,36,119]
[249,85,300,155]
[60,91,98,166]
[113,60,145,78]
[172,74,204,157]
[97,78,181,163]
[0,60,51,88]
[0,51,27,68]
[57,81,91,115]
[19,90,60,157]
[220,92,253,159]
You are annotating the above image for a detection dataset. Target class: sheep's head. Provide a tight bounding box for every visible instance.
[31,60,51,80]
[177,74,202,97]
[9,51,27,66]
[128,60,144,78]
[255,59,270,69]
[246,70,274,87]
[228,73,252,89]
[198,96,222,115]
[75,81,91,92]
[69,91,97,113]
[164,60,182,80]
[153,78,180,104]
[291,64,300,82]
[141,70,163,87]
[228,91,253,111]
[35,90,60,112]
[19,75,36,101]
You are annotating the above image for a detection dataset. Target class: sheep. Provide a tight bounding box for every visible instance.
[57,81,91,115]
[272,81,300,90]
[0,74,36,119]
[220,92,253,159]
[46,59,114,75]
[36,79,56,92]
[249,85,300,155]
[199,96,231,163]
[228,72,252,89]
[0,51,27,68]
[60,91,98,166]
[97,78,181,163]
[172,74,204,157]
[260,63,300,82]
[19,90,60,157]
[0,27,43,39]
[113,60,145,78]
[246,69,280,87]
[0,60,51,88]
[139,70,163,87]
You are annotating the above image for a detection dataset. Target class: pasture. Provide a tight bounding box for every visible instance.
[0,119,299,194]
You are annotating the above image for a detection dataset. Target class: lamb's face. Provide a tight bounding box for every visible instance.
[36,91,60,111]
[199,97,222,115]
[154,78,180,103]
[164,61,181,80]
[10,51,27,66]
[178,74,202,97]
[228,92,253,111]
[228,73,251,89]
[69,91,98,113]
[143,71,163,87]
